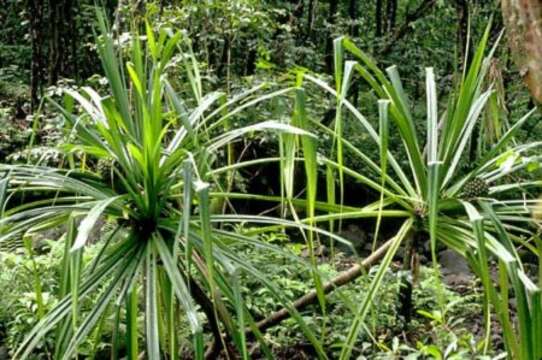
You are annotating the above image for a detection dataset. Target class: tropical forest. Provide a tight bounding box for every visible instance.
[0,0,541,359]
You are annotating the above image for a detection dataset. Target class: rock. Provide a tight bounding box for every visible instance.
[439,249,471,275]
[335,224,367,256]
[33,215,107,253]
[300,245,328,258]
[439,249,473,286]
[0,346,9,360]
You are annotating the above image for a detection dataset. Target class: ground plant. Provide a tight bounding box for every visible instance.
[0,1,541,360]
[0,14,342,359]
[301,28,542,359]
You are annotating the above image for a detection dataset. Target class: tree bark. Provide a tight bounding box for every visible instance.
[325,0,339,73]
[292,0,305,21]
[291,0,305,45]
[376,0,384,37]
[306,0,317,40]
[455,0,469,71]
[349,0,359,38]
[28,0,45,111]
[386,0,398,33]
[379,0,437,55]
[48,0,61,85]
[188,277,232,359]
[397,231,417,327]
[29,0,78,108]
[68,0,78,81]
[501,0,542,102]
[255,235,395,332]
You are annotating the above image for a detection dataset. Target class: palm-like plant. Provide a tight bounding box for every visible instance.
[0,16,338,359]
[300,28,542,359]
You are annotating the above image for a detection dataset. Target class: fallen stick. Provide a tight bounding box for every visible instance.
[255,236,395,331]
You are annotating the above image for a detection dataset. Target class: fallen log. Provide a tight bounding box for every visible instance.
[255,236,395,331]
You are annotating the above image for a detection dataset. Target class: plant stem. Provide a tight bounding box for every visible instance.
[23,235,45,319]
[126,288,139,359]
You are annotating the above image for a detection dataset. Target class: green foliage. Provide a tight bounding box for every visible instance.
[302,29,542,358]
[0,236,140,358]
[0,106,31,161]
[0,11,334,359]
[233,235,495,359]
[0,242,60,355]
[0,0,31,80]
[0,231,495,359]
[0,1,541,359]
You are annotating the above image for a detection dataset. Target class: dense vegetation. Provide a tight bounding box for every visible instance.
[0,1,541,359]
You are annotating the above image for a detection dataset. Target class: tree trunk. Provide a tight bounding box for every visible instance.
[29,0,45,111]
[397,231,418,327]
[217,35,230,80]
[386,0,398,33]
[48,0,61,85]
[306,0,316,40]
[188,277,233,359]
[68,0,78,81]
[291,0,305,45]
[379,0,437,55]
[376,0,384,37]
[325,0,339,74]
[455,0,469,71]
[349,0,359,38]
[501,0,542,103]
[244,49,257,76]
[292,0,305,21]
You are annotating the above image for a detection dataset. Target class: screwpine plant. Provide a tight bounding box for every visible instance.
[301,27,542,359]
[0,15,340,359]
